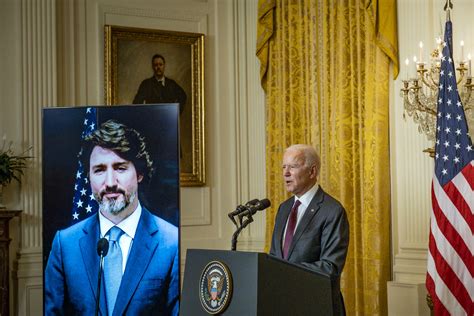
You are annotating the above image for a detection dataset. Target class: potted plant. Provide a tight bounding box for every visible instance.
[0,136,31,208]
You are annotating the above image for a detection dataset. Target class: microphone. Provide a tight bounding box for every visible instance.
[228,199,260,227]
[97,238,109,257]
[238,198,271,220]
[230,198,270,251]
[228,199,259,218]
[95,238,109,316]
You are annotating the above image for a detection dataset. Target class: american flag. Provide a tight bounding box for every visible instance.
[426,20,474,315]
[71,107,99,222]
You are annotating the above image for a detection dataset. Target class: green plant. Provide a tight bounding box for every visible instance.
[0,137,32,186]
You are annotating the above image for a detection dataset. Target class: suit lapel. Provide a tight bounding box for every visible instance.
[275,199,294,258]
[79,214,107,315]
[113,208,159,316]
[287,188,324,259]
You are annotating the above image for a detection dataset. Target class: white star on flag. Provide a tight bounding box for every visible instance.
[71,107,99,222]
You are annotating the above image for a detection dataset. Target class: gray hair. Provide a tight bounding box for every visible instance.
[285,144,321,174]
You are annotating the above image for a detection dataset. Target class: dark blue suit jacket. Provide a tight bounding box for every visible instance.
[269,187,349,277]
[269,187,349,315]
[45,207,179,315]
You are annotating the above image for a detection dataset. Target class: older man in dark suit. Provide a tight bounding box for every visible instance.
[270,144,349,313]
[133,54,186,114]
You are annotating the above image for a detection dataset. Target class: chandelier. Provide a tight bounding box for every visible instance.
[400,38,474,156]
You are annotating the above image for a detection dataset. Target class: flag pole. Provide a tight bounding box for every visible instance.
[444,0,452,21]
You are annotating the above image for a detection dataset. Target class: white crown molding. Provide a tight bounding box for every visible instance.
[100,5,207,23]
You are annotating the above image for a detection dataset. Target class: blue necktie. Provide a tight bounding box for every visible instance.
[104,226,124,315]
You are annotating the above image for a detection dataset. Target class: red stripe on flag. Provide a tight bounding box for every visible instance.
[460,162,474,190]
[443,180,474,234]
[429,233,471,313]
[426,273,451,316]
[432,187,474,275]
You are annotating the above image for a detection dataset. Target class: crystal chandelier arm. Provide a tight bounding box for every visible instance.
[402,89,437,116]
[427,66,440,87]
[462,98,473,111]
[421,74,439,90]
[456,65,466,85]
[417,65,438,91]
[412,94,437,116]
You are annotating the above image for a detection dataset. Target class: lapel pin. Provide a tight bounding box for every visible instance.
[310,209,315,212]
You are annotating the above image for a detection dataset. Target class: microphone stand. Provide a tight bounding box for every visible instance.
[229,199,270,251]
[95,253,105,316]
[231,216,254,251]
[228,213,238,228]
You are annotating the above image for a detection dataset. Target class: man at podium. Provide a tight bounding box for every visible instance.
[269,144,349,313]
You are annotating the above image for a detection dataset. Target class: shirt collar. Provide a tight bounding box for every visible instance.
[295,183,319,208]
[99,202,142,239]
[155,76,165,86]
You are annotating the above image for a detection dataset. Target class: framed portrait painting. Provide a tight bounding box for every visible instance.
[104,25,205,186]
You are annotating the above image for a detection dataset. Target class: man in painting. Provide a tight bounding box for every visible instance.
[44,119,179,316]
[133,53,187,114]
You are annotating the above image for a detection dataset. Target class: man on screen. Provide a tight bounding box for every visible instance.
[133,54,187,114]
[45,120,179,316]
[269,144,349,314]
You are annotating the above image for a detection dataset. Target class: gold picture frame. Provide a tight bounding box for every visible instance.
[104,25,205,186]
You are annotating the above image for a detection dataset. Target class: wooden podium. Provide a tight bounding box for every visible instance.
[181,249,342,315]
[0,210,21,316]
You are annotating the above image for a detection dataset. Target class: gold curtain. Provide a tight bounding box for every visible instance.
[257,0,398,315]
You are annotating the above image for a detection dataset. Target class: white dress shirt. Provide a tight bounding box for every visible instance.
[99,203,142,273]
[155,76,165,86]
[283,183,319,246]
